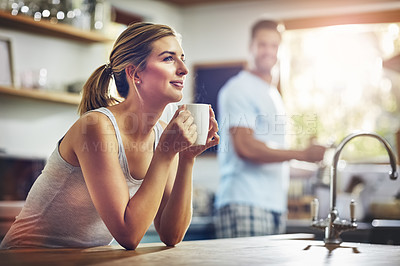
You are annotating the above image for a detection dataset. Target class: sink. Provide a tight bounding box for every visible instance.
[369,200,400,219]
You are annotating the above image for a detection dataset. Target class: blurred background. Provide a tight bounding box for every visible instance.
[1,0,400,244]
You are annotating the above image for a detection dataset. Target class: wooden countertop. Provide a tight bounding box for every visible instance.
[1,234,399,266]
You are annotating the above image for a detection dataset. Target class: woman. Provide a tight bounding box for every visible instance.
[0,22,219,250]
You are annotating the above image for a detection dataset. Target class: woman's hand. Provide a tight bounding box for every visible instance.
[157,105,198,158]
[179,105,220,159]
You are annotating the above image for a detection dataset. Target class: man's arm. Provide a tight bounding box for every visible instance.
[231,127,325,164]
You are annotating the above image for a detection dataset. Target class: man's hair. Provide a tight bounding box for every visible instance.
[251,20,282,39]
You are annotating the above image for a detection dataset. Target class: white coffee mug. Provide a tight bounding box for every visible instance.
[181,103,210,146]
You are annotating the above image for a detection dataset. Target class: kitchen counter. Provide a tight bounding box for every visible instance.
[1,234,400,266]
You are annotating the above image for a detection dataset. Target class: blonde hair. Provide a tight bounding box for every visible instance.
[78,22,177,115]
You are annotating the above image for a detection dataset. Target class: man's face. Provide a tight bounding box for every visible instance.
[249,29,281,74]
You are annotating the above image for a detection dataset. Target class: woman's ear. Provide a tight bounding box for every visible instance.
[125,64,136,80]
[125,64,141,83]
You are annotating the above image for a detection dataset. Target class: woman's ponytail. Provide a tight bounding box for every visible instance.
[78,64,117,116]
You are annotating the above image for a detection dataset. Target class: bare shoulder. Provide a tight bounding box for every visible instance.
[58,111,117,166]
[67,111,117,148]
[78,111,115,134]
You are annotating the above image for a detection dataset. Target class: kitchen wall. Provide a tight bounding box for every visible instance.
[1,0,399,191]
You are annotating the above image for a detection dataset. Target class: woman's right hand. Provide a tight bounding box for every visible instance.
[157,105,197,158]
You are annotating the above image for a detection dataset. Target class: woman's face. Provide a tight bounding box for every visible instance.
[137,36,188,105]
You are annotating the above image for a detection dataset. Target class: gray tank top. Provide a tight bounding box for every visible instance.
[0,107,163,249]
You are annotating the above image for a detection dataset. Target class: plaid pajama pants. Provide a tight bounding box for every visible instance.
[213,204,286,238]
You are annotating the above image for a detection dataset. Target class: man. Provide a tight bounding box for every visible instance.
[214,20,326,238]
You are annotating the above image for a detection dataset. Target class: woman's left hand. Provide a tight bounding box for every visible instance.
[179,105,220,160]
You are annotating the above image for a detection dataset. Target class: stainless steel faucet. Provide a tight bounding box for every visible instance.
[311,132,398,245]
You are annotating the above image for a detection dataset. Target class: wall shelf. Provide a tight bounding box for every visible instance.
[0,10,112,43]
[0,85,81,105]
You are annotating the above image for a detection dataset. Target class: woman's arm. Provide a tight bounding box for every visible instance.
[72,108,197,250]
[154,105,220,245]
[153,154,194,246]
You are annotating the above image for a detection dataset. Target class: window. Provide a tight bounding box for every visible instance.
[280,23,400,160]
